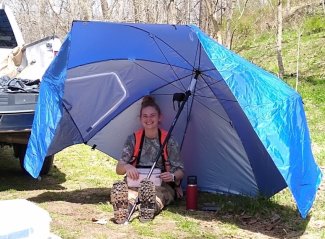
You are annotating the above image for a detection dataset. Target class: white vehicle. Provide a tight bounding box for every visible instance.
[0,3,61,174]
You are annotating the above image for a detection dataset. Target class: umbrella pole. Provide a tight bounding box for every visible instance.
[126,73,199,224]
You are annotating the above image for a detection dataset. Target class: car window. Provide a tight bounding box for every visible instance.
[0,9,18,48]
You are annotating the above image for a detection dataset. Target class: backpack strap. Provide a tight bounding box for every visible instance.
[158,129,170,172]
[130,129,145,167]
[130,128,170,172]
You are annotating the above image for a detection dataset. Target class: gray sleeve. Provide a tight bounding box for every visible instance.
[120,134,135,163]
[167,136,184,173]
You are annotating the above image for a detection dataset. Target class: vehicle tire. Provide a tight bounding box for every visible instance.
[13,144,25,160]
[40,155,54,175]
[13,143,54,175]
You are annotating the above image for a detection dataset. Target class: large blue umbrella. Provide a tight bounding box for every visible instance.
[24,21,322,218]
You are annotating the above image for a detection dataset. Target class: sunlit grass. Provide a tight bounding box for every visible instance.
[54,144,123,189]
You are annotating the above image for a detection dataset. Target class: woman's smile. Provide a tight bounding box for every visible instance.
[141,106,161,130]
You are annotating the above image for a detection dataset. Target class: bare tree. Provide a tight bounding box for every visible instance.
[79,0,93,20]
[100,0,109,19]
[167,0,177,24]
[276,0,285,79]
[286,0,291,15]
[295,28,303,91]
[204,0,222,43]
[38,0,46,38]
[225,0,235,49]
[6,0,316,53]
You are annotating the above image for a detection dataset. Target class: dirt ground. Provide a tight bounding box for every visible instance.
[36,180,325,239]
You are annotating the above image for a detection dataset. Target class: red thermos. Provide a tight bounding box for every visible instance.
[186,176,198,210]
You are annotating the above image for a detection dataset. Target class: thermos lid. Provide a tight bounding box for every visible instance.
[187,175,197,185]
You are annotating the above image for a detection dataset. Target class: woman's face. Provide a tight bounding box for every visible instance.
[140,106,161,131]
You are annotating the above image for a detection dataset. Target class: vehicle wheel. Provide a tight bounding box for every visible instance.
[40,155,54,175]
[13,144,26,160]
[13,143,54,175]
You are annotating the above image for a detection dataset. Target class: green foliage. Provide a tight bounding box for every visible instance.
[303,15,325,34]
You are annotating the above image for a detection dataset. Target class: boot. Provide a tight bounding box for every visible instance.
[138,179,156,223]
[110,180,129,224]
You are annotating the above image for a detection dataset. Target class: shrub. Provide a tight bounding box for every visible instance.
[303,15,325,34]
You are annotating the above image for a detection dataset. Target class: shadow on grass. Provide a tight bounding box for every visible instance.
[27,187,111,204]
[0,146,66,191]
[167,192,310,239]
[284,74,325,86]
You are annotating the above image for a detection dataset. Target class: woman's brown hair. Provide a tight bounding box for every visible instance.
[140,95,161,116]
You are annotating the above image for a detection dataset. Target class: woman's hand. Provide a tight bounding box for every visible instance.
[124,164,139,180]
[160,172,174,182]
[160,171,184,198]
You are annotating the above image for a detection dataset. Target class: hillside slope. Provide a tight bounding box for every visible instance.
[233,11,325,167]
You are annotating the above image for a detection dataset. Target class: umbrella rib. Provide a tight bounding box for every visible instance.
[200,68,219,73]
[197,39,202,71]
[193,94,237,103]
[179,84,197,151]
[196,81,224,92]
[152,92,236,103]
[194,75,235,124]
[195,73,225,92]
[151,37,187,90]
[106,58,194,72]
[124,24,196,69]
[133,61,194,92]
[192,97,233,124]
[192,35,200,72]
[62,103,86,143]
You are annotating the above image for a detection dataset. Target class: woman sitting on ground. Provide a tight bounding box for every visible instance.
[110,95,184,224]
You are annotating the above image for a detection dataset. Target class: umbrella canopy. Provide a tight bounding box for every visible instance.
[24,21,322,218]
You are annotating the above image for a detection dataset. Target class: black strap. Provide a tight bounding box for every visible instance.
[158,128,169,172]
[134,130,145,168]
[158,128,164,161]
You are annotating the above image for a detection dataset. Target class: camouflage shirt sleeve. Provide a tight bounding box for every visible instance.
[120,134,135,163]
[167,136,184,173]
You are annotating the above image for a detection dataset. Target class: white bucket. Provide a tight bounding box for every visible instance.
[0,199,52,239]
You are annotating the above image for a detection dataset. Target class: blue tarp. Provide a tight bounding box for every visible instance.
[24,21,322,218]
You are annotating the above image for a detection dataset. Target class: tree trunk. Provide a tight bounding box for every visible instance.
[286,0,291,15]
[38,0,46,38]
[133,0,139,22]
[276,0,285,79]
[204,0,222,44]
[154,0,159,22]
[167,0,177,24]
[100,0,109,19]
[79,0,92,21]
[295,29,303,91]
[185,0,190,24]
[225,0,234,49]
[198,0,203,28]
